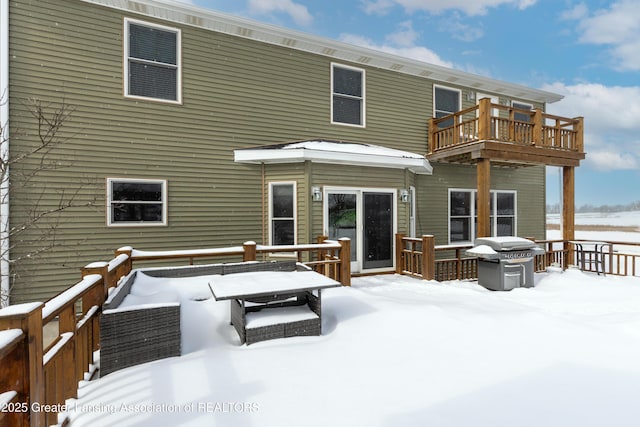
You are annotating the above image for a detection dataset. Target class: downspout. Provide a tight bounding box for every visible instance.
[261,162,265,247]
[0,0,10,306]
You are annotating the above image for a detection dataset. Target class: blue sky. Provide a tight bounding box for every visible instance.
[180,0,640,207]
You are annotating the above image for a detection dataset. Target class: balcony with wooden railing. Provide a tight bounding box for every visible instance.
[428,98,585,167]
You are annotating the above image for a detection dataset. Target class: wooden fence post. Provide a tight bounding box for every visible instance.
[114,246,133,276]
[395,233,405,274]
[338,238,351,286]
[422,235,435,281]
[243,241,257,262]
[82,262,109,299]
[0,302,46,427]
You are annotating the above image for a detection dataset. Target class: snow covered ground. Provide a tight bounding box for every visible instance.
[55,212,640,426]
[61,267,640,427]
[547,211,640,245]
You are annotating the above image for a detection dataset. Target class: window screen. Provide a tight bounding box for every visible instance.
[126,20,180,102]
[270,183,296,245]
[332,65,364,126]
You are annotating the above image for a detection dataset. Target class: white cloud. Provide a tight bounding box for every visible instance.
[247,0,313,27]
[361,0,395,15]
[439,12,485,42]
[361,0,536,16]
[564,0,640,71]
[559,2,588,20]
[385,20,419,47]
[587,150,638,171]
[339,33,454,68]
[544,82,640,171]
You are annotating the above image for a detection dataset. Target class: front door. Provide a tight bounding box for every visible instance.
[326,188,395,272]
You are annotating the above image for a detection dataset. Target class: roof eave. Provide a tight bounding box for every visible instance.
[80,0,563,104]
[234,148,433,175]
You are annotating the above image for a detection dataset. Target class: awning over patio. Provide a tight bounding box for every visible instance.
[234,139,433,174]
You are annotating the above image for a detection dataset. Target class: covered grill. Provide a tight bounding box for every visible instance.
[466,237,544,291]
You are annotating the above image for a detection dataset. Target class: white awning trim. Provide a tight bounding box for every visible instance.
[234,140,433,175]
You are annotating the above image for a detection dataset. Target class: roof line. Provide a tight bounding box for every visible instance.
[80,0,563,104]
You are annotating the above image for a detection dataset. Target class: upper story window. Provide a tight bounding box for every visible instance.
[449,189,516,244]
[124,18,182,103]
[269,182,297,245]
[107,178,167,226]
[512,101,533,123]
[434,85,461,128]
[332,64,365,127]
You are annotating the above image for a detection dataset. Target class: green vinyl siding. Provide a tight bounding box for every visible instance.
[415,164,546,245]
[8,0,547,301]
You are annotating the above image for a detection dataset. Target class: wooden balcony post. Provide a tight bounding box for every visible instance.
[533,108,543,146]
[428,117,437,153]
[338,238,351,286]
[395,233,405,274]
[562,166,576,263]
[422,235,435,281]
[575,117,584,152]
[477,158,491,238]
[508,108,515,141]
[478,98,492,140]
[243,241,257,262]
[0,302,46,427]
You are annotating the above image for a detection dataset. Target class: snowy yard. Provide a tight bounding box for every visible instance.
[61,267,640,427]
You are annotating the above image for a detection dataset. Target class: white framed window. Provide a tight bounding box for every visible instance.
[269,182,297,245]
[512,101,533,123]
[434,85,461,128]
[331,63,365,127]
[124,18,182,103]
[448,189,516,244]
[107,178,168,226]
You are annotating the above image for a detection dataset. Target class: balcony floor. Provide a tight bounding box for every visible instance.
[427,140,586,167]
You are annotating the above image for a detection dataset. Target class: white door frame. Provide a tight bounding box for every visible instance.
[323,186,397,273]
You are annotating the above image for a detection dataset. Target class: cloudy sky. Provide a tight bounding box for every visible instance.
[180,0,639,207]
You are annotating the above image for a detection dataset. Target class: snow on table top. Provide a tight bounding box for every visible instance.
[245,305,319,328]
[209,270,341,300]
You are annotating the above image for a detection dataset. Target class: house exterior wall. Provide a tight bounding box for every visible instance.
[8,0,547,301]
[416,164,546,246]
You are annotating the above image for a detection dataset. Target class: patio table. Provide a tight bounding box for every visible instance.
[570,241,612,275]
[208,270,341,344]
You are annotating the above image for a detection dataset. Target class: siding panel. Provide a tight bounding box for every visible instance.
[8,0,548,301]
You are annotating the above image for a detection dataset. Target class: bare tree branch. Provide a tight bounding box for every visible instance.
[1,96,97,305]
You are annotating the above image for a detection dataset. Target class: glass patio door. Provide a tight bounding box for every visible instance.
[362,192,393,269]
[326,189,394,272]
[327,191,358,269]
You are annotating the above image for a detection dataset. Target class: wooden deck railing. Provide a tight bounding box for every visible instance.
[428,98,584,155]
[0,252,130,427]
[118,237,351,286]
[395,234,476,281]
[396,234,640,281]
[0,237,350,426]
